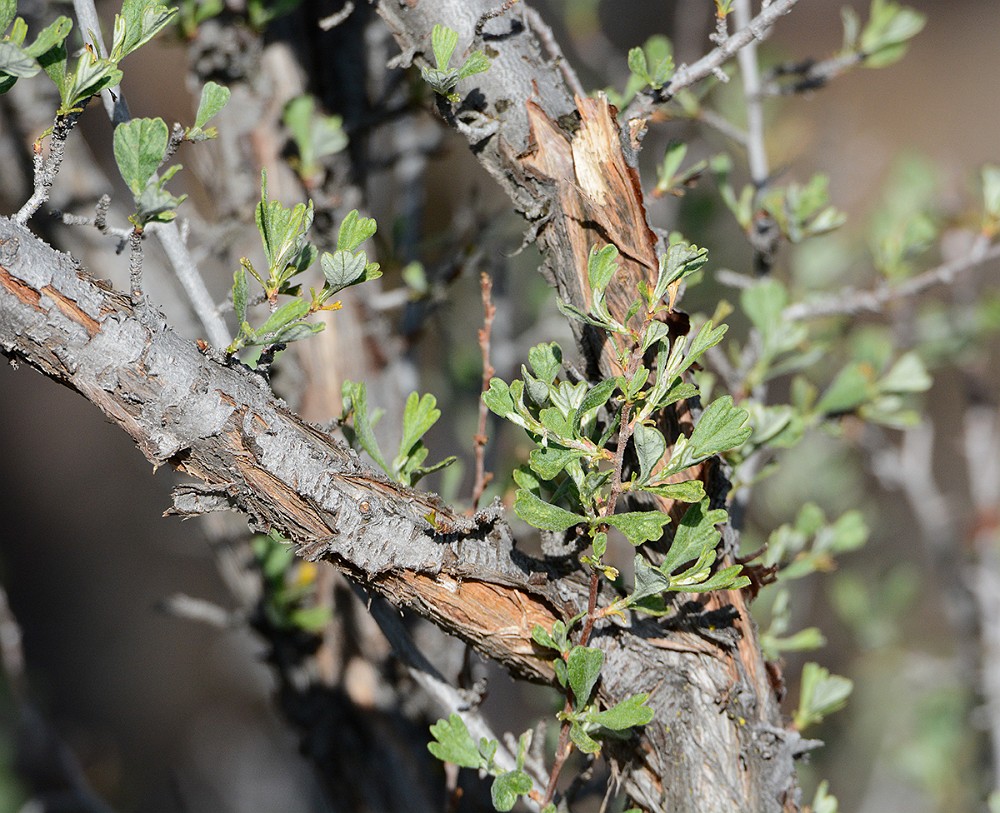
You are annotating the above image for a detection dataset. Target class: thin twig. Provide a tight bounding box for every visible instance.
[14,114,79,225]
[158,593,238,628]
[523,6,587,100]
[476,0,519,39]
[762,51,864,96]
[783,238,1000,321]
[318,1,355,31]
[470,271,496,510]
[623,0,802,122]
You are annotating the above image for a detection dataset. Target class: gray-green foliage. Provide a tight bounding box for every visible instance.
[227,178,382,355]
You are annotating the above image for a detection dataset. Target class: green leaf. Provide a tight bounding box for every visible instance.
[490,770,532,812]
[878,351,931,394]
[660,500,727,576]
[0,0,15,33]
[591,531,607,558]
[528,447,582,480]
[574,378,617,428]
[666,396,750,474]
[457,50,490,80]
[740,279,788,335]
[587,244,619,294]
[585,693,654,730]
[343,381,390,474]
[569,722,602,754]
[431,24,458,69]
[193,80,230,129]
[816,361,876,414]
[397,392,440,460]
[256,298,309,338]
[232,266,249,324]
[62,51,122,113]
[24,16,72,60]
[627,47,649,85]
[528,342,562,384]
[681,563,748,593]
[483,378,516,420]
[0,41,39,78]
[321,249,366,292]
[639,479,706,503]
[604,511,670,546]
[567,645,604,708]
[632,422,666,485]
[337,209,377,252]
[110,0,177,61]
[289,604,333,632]
[514,489,585,532]
[652,240,708,303]
[794,662,853,729]
[859,0,925,68]
[427,714,482,769]
[531,623,558,651]
[114,117,168,197]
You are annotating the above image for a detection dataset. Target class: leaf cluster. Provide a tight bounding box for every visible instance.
[112,82,230,227]
[421,24,490,103]
[340,383,456,487]
[228,181,382,355]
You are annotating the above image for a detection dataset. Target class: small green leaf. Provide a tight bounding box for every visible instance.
[816,362,876,415]
[587,244,619,294]
[632,422,666,484]
[428,714,482,769]
[514,489,585,532]
[397,392,440,459]
[660,500,727,576]
[528,342,563,385]
[794,662,853,729]
[114,117,169,197]
[574,378,617,427]
[878,351,931,394]
[289,604,333,632]
[0,0,15,33]
[193,80,230,129]
[337,209,378,252]
[457,50,490,80]
[531,623,558,651]
[232,266,249,324]
[343,381,390,474]
[431,24,458,69]
[585,693,654,730]
[639,480,706,503]
[0,41,39,78]
[567,645,604,708]
[528,447,583,480]
[604,511,670,546]
[24,16,72,60]
[256,298,309,338]
[483,378,516,420]
[592,531,607,558]
[321,249,366,292]
[110,0,177,61]
[671,396,750,470]
[569,722,602,754]
[490,770,532,812]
